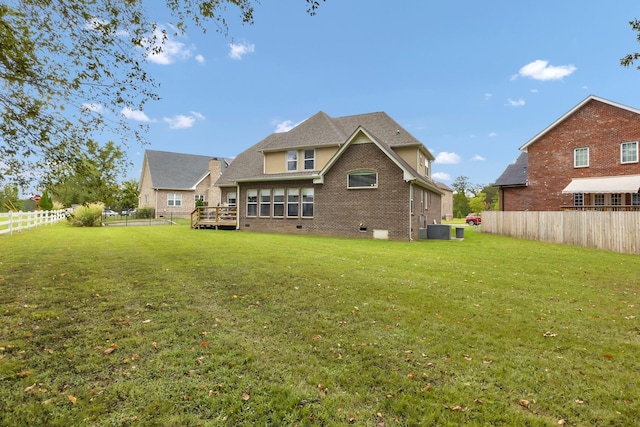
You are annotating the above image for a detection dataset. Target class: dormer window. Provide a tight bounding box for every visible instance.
[304,149,315,170]
[287,151,298,171]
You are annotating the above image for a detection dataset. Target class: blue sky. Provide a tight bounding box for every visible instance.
[116,0,640,187]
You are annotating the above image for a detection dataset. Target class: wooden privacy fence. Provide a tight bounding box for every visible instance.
[0,209,70,236]
[482,211,640,255]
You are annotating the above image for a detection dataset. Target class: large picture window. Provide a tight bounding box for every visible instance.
[167,193,182,206]
[273,189,285,217]
[246,189,257,217]
[348,171,378,188]
[287,151,298,171]
[287,188,299,217]
[259,189,271,217]
[301,188,314,217]
[574,147,589,168]
[621,141,638,164]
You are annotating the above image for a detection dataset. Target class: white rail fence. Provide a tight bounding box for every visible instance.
[482,211,640,255]
[0,209,70,236]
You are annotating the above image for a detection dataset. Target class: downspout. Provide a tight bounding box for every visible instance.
[409,182,414,242]
[154,188,158,219]
[236,184,241,230]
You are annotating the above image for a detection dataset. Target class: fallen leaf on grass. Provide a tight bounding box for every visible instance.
[603,354,614,359]
[519,399,530,409]
[242,393,250,401]
[67,395,77,404]
[103,344,117,355]
[312,334,322,340]
[24,383,36,392]
[543,331,558,337]
[348,413,356,423]
[575,398,585,404]
[17,371,31,377]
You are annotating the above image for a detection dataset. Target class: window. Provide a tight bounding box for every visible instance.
[301,188,314,217]
[287,151,298,171]
[273,189,285,217]
[574,147,589,168]
[574,193,584,206]
[227,192,236,206]
[304,149,315,170]
[621,141,638,164]
[246,189,257,217]
[348,171,378,188]
[594,194,605,206]
[287,188,299,217]
[195,194,205,203]
[611,193,622,206]
[632,193,640,206]
[167,193,182,207]
[259,189,271,217]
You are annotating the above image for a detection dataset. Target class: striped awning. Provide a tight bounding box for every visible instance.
[562,175,640,194]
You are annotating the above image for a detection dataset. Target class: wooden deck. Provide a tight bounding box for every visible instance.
[191,206,237,229]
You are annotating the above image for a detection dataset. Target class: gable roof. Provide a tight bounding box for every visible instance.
[519,95,640,151]
[142,150,230,190]
[495,152,528,187]
[216,111,437,189]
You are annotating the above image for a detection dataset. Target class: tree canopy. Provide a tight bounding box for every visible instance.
[621,19,640,69]
[0,0,325,189]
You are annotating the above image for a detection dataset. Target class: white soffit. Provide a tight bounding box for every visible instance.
[562,175,640,193]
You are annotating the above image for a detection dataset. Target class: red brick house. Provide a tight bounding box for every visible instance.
[214,111,443,241]
[495,95,640,211]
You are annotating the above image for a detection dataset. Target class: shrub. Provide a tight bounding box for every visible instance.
[67,203,103,227]
[136,206,154,219]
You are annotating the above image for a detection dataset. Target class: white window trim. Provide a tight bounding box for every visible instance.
[246,189,257,217]
[621,141,638,164]
[167,193,182,207]
[287,150,298,171]
[303,149,315,170]
[259,189,271,217]
[347,171,378,189]
[574,147,589,168]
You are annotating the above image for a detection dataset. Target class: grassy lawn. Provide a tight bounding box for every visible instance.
[1,223,638,426]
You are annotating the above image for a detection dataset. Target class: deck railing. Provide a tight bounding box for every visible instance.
[561,205,640,211]
[191,206,237,229]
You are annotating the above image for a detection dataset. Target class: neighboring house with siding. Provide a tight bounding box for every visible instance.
[214,111,443,241]
[436,181,454,220]
[139,150,231,218]
[495,95,640,211]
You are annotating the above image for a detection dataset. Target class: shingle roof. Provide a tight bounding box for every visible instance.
[144,150,230,190]
[216,111,432,187]
[495,152,528,187]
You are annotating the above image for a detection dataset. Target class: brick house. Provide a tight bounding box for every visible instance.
[214,111,443,241]
[495,95,640,211]
[139,150,231,218]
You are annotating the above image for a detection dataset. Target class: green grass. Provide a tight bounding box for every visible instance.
[1,224,638,426]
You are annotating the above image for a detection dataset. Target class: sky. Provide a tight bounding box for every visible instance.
[113,0,640,187]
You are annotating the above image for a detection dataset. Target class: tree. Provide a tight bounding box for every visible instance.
[0,183,22,212]
[451,176,472,218]
[118,179,140,211]
[0,1,325,189]
[621,19,640,69]
[47,140,129,207]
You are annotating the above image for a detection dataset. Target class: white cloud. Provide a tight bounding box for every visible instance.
[82,103,103,113]
[434,152,461,164]
[506,98,525,107]
[472,154,486,161]
[121,107,152,122]
[484,93,493,100]
[517,59,576,81]
[228,41,255,60]
[488,132,497,137]
[195,54,205,64]
[274,120,295,133]
[144,27,193,65]
[163,111,205,129]
[432,172,451,181]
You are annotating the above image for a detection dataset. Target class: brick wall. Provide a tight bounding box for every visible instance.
[230,143,441,240]
[515,99,640,211]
